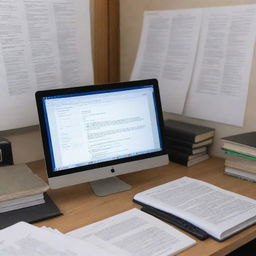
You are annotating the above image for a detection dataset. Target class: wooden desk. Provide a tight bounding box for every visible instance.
[27,157,256,256]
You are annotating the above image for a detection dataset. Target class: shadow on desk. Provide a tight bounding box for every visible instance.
[227,239,256,256]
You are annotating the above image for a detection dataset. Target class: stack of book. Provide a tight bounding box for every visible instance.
[0,164,62,229]
[164,119,214,166]
[222,132,256,182]
[0,164,49,213]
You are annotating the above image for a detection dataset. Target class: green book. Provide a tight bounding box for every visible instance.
[225,149,256,161]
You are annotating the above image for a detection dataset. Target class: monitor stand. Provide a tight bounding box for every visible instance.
[90,177,132,196]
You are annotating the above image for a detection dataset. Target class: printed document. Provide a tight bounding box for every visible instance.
[184,5,256,126]
[68,208,196,256]
[0,0,93,130]
[132,5,256,126]
[134,177,256,241]
[0,222,113,256]
[131,9,201,114]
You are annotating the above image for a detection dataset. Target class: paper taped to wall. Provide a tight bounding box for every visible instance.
[0,0,93,130]
[132,5,256,126]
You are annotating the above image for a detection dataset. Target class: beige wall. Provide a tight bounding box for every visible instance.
[120,0,256,157]
[1,127,43,164]
[2,0,256,164]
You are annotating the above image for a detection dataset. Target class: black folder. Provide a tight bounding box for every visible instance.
[0,193,62,229]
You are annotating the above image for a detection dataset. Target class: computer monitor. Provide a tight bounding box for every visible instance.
[36,79,169,196]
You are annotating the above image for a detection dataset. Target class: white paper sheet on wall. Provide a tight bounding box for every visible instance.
[184,5,256,126]
[131,9,202,115]
[132,5,256,126]
[0,0,93,131]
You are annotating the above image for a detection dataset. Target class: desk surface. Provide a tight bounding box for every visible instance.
[27,157,256,256]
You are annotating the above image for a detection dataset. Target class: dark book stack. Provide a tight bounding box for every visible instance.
[222,132,256,182]
[164,119,214,166]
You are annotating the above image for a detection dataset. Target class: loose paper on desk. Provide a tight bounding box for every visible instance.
[0,222,113,256]
[0,0,93,130]
[68,208,196,256]
[184,5,256,126]
[131,9,202,114]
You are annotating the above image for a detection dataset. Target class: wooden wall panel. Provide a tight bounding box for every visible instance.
[93,0,120,84]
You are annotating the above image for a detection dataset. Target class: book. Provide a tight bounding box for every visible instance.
[168,145,207,155]
[166,136,213,149]
[0,193,62,229]
[0,164,49,212]
[222,132,256,157]
[133,177,256,241]
[168,150,209,166]
[225,149,256,161]
[224,167,256,182]
[0,193,44,213]
[68,208,196,255]
[164,119,215,143]
[225,154,256,174]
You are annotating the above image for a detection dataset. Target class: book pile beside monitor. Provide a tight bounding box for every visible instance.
[164,119,215,166]
[222,132,256,182]
[0,164,61,229]
[0,164,49,213]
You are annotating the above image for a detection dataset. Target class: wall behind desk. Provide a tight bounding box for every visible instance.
[120,0,256,158]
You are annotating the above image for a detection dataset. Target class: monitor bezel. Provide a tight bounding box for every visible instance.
[36,79,167,179]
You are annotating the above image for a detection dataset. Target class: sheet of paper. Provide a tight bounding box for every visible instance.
[0,0,93,130]
[131,9,202,114]
[134,177,256,240]
[0,222,113,256]
[184,5,256,126]
[68,208,196,256]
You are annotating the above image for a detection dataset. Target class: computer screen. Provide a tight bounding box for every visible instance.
[36,79,169,195]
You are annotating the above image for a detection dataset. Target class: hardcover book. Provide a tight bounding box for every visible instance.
[224,167,256,182]
[222,132,256,157]
[164,119,214,143]
[225,154,256,173]
[166,136,213,149]
[0,164,49,201]
[168,150,209,167]
[167,145,207,155]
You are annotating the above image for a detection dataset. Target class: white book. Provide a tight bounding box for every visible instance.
[68,208,196,256]
[0,193,45,213]
[0,222,114,256]
[224,167,256,182]
[133,177,256,241]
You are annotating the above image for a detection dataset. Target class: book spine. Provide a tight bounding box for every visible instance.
[168,151,189,166]
[165,136,194,148]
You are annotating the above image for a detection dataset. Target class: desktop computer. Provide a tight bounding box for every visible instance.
[36,79,169,196]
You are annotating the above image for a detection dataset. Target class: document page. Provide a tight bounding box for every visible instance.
[0,222,113,256]
[131,9,201,114]
[184,5,256,126]
[68,208,196,256]
[0,0,93,130]
[134,177,256,240]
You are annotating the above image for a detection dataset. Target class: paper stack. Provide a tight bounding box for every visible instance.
[0,209,196,255]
